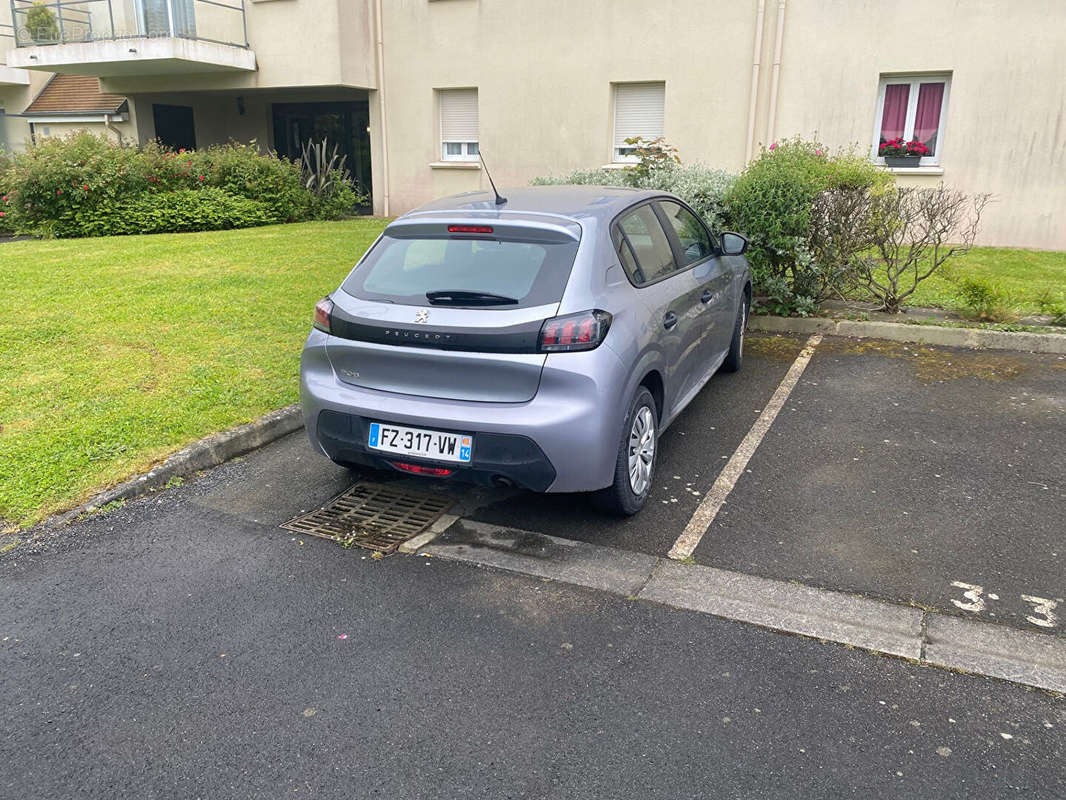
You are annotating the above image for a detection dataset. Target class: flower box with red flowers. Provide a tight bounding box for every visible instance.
[878,137,931,167]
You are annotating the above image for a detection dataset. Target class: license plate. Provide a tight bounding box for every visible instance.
[367,422,472,463]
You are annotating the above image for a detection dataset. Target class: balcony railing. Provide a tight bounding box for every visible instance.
[9,0,248,49]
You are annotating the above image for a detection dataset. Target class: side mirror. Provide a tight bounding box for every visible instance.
[720,232,748,256]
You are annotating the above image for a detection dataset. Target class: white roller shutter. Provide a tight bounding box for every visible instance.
[613,82,665,148]
[440,88,479,142]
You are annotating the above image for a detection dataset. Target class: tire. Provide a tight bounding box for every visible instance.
[720,295,748,373]
[591,387,658,516]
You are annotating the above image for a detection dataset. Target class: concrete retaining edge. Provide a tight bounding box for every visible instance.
[425,522,1066,694]
[749,315,1066,354]
[43,404,304,530]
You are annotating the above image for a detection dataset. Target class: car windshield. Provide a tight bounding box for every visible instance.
[342,235,580,309]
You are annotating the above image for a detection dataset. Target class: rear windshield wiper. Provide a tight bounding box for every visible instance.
[425,290,519,306]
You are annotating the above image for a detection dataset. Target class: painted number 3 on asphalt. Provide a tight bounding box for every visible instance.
[950,581,1061,628]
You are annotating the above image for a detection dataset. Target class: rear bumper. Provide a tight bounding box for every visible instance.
[299,329,628,492]
[315,410,557,491]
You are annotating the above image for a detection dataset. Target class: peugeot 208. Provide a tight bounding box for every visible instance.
[300,186,751,514]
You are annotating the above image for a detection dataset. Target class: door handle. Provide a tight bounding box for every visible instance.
[663,311,678,330]
[701,289,714,304]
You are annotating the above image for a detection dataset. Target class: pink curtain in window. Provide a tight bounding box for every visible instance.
[879,84,909,143]
[914,82,945,154]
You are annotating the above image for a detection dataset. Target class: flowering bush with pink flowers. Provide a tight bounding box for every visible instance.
[1,133,362,238]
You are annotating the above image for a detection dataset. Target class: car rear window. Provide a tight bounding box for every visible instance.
[342,235,580,309]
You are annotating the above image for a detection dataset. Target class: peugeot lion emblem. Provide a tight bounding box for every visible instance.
[414,309,430,324]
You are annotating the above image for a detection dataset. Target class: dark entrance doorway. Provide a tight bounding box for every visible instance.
[153,104,196,151]
[272,101,371,202]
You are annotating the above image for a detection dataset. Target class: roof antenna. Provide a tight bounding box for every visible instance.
[479,152,507,206]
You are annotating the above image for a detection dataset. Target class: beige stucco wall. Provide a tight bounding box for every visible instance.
[0,71,50,151]
[769,0,1066,249]
[377,0,758,214]
[377,0,1066,250]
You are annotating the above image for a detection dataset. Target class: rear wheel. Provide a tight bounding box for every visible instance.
[721,296,748,373]
[591,387,658,516]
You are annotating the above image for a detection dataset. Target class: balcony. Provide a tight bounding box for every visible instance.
[6,0,256,76]
[1,20,30,83]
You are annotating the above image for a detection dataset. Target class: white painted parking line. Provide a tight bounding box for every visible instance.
[668,333,822,561]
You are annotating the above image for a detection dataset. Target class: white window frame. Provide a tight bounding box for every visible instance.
[438,88,479,163]
[871,73,951,167]
[612,82,666,164]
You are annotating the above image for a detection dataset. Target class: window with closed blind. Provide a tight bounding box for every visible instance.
[438,88,479,162]
[612,82,665,163]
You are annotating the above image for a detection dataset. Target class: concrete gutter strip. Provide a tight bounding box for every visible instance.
[924,614,1066,694]
[749,315,1066,354]
[423,520,660,597]
[640,558,923,660]
[46,405,304,530]
[423,522,1066,694]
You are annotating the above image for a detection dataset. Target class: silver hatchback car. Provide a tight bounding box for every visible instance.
[300,185,751,514]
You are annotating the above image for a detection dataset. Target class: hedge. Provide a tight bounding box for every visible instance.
[0,133,366,238]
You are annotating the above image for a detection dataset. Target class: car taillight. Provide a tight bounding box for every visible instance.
[390,461,455,477]
[538,310,612,353]
[448,225,494,234]
[313,297,333,334]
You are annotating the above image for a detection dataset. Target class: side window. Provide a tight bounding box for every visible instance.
[616,205,677,285]
[657,201,714,265]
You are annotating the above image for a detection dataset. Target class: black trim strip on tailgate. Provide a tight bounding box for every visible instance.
[329,305,544,354]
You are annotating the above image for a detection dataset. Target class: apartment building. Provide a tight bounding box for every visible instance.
[1,0,1063,249]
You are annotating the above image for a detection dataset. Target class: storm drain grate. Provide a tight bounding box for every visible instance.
[280,482,453,553]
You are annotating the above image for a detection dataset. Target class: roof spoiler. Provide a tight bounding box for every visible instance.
[384,218,580,243]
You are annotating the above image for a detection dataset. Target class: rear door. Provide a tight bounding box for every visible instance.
[654,199,734,365]
[324,222,580,403]
[614,203,704,416]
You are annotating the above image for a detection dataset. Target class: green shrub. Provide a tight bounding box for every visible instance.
[952,275,1017,322]
[724,137,892,313]
[25,2,59,43]
[308,169,362,220]
[195,141,309,223]
[0,152,14,235]
[5,134,147,237]
[3,133,329,237]
[532,159,736,232]
[1037,288,1066,326]
[107,188,271,235]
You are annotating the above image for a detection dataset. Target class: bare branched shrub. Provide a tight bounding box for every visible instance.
[807,186,877,301]
[861,185,991,313]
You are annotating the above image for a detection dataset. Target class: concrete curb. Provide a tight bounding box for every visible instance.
[750,315,1066,354]
[641,558,923,659]
[422,521,1066,693]
[44,405,304,530]
[425,519,659,596]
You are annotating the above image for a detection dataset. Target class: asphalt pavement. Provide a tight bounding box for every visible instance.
[3,332,1065,797]
[2,455,1064,798]
[691,338,1066,635]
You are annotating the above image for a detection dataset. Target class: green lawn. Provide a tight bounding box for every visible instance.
[883,247,1066,314]
[0,219,387,529]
